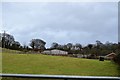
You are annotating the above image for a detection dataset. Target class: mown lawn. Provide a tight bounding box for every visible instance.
[2,51,119,77]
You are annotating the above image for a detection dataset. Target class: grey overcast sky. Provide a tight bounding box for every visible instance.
[1,2,118,48]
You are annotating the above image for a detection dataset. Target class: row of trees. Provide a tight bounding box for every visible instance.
[50,41,118,56]
[51,42,82,51]
[0,32,120,65]
[0,32,119,55]
[0,32,46,52]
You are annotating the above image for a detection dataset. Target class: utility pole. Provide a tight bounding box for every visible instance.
[3,30,6,48]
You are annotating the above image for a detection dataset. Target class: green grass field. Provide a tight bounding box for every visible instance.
[1,49,120,77]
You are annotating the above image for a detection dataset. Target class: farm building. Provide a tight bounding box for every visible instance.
[41,49,68,56]
[105,52,116,60]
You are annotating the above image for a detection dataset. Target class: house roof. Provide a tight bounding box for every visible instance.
[106,52,116,57]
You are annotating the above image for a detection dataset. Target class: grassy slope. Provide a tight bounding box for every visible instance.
[1,49,119,76]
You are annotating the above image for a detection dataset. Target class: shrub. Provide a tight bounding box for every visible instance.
[113,53,120,65]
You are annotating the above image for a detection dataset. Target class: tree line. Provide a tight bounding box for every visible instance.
[0,33,46,52]
[0,32,120,65]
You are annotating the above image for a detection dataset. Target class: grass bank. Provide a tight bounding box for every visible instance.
[2,51,119,76]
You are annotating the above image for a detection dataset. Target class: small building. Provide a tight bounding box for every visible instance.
[41,49,68,56]
[105,52,116,60]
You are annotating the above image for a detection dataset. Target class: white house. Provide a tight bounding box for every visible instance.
[41,49,68,55]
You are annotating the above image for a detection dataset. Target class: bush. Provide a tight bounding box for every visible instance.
[113,53,120,65]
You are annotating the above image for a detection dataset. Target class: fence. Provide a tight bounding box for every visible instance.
[0,74,120,80]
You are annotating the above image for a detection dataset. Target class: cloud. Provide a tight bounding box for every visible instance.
[2,2,118,47]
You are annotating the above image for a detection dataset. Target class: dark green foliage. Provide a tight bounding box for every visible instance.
[112,42,120,66]
[0,33,21,51]
[51,42,59,49]
[87,44,93,49]
[115,53,120,65]
[113,52,120,65]
[29,39,46,52]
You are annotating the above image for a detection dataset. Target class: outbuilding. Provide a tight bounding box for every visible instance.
[105,52,116,60]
